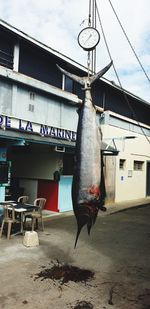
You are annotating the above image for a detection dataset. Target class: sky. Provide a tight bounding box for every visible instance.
[0,0,150,102]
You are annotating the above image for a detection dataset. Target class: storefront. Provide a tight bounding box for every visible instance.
[0,113,118,212]
[0,113,76,210]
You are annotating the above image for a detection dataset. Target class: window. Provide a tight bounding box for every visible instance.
[0,33,14,69]
[29,92,35,112]
[28,104,34,112]
[119,159,126,170]
[133,160,144,171]
[64,75,73,92]
[29,92,35,100]
[0,49,13,69]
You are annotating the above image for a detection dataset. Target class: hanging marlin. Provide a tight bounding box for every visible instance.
[57,61,112,247]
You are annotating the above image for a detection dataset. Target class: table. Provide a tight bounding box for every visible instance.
[0,202,37,236]
[14,203,38,234]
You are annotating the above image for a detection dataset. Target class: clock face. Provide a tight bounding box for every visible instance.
[78,27,100,51]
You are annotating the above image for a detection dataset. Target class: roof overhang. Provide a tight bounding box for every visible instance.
[0,129,119,156]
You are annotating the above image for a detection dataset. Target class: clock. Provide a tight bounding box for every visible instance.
[78,27,100,51]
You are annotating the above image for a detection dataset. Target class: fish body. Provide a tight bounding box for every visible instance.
[72,87,102,243]
[57,61,112,247]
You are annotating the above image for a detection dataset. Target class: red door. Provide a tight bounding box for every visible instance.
[37,180,59,212]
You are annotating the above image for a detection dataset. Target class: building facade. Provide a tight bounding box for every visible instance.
[0,20,149,211]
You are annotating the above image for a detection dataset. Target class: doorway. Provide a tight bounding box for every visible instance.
[37,180,59,212]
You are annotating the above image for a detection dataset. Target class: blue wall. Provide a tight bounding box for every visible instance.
[0,148,7,202]
[0,148,7,223]
[58,176,73,212]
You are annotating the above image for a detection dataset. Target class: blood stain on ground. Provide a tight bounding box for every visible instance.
[73,300,94,309]
[33,260,94,285]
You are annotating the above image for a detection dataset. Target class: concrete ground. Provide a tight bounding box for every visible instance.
[0,198,150,309]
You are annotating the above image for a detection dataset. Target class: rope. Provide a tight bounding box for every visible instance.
[88,0,92,26]
[95,0,150,144]
[88,0,97,74]
[93,0,97,73]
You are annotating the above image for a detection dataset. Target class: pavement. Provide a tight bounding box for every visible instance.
[101,197,150,215]
[42,197,150,220]
[0,198,150,309]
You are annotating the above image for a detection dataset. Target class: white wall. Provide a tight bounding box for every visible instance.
[115,154,146,202]
[19,179,38,203]
[102,111,150,203]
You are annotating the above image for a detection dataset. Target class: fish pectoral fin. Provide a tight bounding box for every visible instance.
[99,205,107,212]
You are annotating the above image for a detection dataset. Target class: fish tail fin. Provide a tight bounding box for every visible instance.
[57,64,84,86]
[90,61,113,85]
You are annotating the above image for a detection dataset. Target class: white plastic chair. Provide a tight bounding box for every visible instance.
[17,196,29,203]
[31,198,46,231]
[0,205,20,239]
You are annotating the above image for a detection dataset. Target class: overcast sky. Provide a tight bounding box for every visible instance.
[0,0,150,102]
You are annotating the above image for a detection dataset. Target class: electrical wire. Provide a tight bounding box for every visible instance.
[95,0,150,144]
[108,0,150,84]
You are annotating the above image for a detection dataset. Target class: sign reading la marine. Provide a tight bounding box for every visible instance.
[0,115,76,142]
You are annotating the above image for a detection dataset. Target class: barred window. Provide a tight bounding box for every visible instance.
[119,159,126,170]
[133,160,144,171]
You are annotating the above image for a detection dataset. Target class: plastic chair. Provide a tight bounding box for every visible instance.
[17,196,29,203]
[0,205,20,239]
[31,198,46,231]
